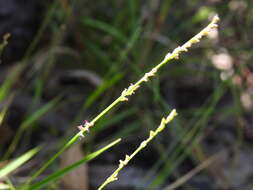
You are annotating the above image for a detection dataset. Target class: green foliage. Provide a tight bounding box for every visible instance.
[3,97,60,160]
[4,0,250,189]
[0,6,221,188]
[0,147,40,179]
[24,139,121,190]
[24,15,218,189]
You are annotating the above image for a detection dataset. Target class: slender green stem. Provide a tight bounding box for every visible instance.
[98,109,178,190]
[28,15,220,185]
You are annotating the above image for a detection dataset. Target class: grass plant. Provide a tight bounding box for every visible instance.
[24,14,219,189]
[0,8,221,189]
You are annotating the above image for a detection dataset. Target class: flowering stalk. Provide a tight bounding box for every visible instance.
[29,15,220,184]
[98,109,178,190]
[78,15,219,135]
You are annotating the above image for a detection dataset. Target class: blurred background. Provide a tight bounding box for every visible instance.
[0,0,253,189]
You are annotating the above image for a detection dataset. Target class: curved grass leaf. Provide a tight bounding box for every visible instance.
[3,97,60,160]
[28,138,121,190]
[0,147,40,179]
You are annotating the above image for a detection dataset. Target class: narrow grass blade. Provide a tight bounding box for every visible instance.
[0,104,8,126]
[3,97,60,160]
[4,178,16,190]
[82,17,127,43]
[84,73,123,108]
[163,152,223,190]
[0,64,23,102]
[28,138,121,190]
[0,147,40,179]
[93,107,137,134]
[147,85,225,189]
[0,183,10,190]
[21,97,60,130]
[0,33,10,59]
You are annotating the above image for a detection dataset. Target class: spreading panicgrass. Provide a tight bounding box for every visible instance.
[21,14,220,188]
[2,1,253,188]
[0,6,221,189]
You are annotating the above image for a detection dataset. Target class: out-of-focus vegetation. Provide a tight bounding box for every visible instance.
[0,0,253,190]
